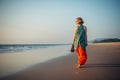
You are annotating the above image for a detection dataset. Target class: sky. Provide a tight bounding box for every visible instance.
[0,0,120,44]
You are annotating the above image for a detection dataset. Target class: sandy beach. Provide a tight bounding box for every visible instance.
[0,42,120,80]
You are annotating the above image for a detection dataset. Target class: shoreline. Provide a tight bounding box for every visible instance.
[0,42,120,80]
[0,45,70,78]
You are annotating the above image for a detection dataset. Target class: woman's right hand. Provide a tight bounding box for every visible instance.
[71,43,74,52]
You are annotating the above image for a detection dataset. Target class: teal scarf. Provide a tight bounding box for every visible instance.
[74,25,86,50]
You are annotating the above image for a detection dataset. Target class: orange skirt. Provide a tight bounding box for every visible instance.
[76,45,87,65]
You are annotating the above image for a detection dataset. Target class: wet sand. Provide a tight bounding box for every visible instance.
[1,42,120,80]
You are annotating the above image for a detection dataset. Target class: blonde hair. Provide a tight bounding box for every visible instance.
[76,17,84,24]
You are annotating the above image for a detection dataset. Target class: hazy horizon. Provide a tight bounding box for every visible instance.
[0,0,120,44]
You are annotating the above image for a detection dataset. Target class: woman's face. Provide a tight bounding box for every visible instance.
[75,18,81,25]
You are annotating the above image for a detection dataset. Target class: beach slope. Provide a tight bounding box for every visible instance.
[1,42,120,80]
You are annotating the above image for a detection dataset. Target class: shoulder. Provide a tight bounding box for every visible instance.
[74,26,78,32]
[83,25,87,29]
[83,25,87,32]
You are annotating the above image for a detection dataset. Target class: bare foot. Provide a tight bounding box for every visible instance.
[77,64,81,68]
[75,64,81,68]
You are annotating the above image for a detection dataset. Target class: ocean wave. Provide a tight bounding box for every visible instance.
[0,44,67,53]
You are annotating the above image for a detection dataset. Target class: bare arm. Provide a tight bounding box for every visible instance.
[84,26,88,46]
[72,27,77,45]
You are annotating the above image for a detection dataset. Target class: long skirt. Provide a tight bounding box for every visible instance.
[76,45,87,65]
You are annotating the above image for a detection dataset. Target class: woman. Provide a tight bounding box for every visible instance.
[72,17,88,68]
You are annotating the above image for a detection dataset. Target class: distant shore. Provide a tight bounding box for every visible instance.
[1,42,120,80]
[92,38,120,43]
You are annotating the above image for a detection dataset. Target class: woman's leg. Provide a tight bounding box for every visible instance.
[76,46,81,65]
[76,45,87,67]
[76,47,81,68]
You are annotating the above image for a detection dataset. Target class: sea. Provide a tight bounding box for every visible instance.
[0,44,68,53]
[0,44,70,78]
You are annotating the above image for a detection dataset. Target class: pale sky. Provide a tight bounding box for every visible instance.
[0,0,120,44]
